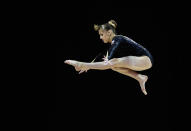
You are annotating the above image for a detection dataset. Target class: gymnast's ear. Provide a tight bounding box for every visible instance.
[107,29,112,35]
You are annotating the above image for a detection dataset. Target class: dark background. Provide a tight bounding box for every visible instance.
[52,8,171,130]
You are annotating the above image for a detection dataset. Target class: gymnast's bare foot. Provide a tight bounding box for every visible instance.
[64,60,81,71]
[64,60,78,66]
[138,75,148,95]
[64,60,88,72]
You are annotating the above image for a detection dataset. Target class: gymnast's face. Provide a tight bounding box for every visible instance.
[98,29,111,43]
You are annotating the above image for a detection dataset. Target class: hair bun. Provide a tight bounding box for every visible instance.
[94,24,99,31]
[108,20,117,28]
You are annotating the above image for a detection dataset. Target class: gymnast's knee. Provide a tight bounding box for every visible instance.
[108,58,120,65]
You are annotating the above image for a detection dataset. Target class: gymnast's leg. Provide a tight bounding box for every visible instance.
[64,58,120,71]
[111,67,148,95]
[64,56,152,71]
[109,56,152,95]
[65,56,152,95]
[115,56,152,71]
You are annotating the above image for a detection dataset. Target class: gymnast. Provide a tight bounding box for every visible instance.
[64,20,153,95]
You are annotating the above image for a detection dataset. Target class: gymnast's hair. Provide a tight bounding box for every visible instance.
[94,20,117,34]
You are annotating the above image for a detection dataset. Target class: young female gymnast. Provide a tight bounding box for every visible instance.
[64,20,153,95]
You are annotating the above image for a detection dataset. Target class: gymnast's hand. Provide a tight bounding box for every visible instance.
[102,51,112,65]
[102,55,112,65]
[78,69,88,74]
[102,55,108,62]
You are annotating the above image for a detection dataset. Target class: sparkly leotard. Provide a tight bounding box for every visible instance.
[107,35,153,64]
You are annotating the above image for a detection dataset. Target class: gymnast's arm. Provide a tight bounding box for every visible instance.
[108,41,120,60]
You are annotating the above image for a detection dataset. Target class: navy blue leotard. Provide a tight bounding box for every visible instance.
[107,35,153,64]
